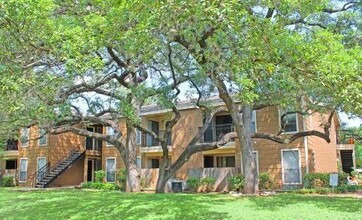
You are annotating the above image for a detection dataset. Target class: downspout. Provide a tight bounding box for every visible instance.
[302,99,309,175]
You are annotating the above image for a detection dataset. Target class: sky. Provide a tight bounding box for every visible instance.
[339,112,362,128]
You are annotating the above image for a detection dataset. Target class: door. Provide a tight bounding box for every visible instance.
[86,127,94,150]
[87,160,94,182]
[282,150,301,184]
[37,157,47,181]
[146,121,159,146]
[215,115,232,140]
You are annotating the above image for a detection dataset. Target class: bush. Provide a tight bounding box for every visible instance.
[259,172,274,190]
[303,173,329,188]
[338,172,349,186]
[186,177,201,192]
[118,169,127,190]
[200,177,216,192]
[228,175,245,192]
[95,170,106,183]
[1,175,15,187]
[82,182,118,191]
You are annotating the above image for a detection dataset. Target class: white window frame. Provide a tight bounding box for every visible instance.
[106,127,115,147]
[253,151,259,175]
[278,108,298,134]
[38,128,47,146]
[136,129,142,145]
[251,110,257,133]
[136,156,141,169]
[19,158,28,183]
[37,157,47,181]
[106,157,116,183]
[20,128,30,147]
[281,149,302,185]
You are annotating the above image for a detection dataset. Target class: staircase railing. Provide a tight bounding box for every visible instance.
[31,150,79,187]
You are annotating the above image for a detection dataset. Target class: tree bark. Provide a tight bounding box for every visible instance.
[125,124,140,192]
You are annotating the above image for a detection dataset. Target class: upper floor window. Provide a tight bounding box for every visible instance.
[136,129,141,145]
[280,109,298,133]
[106,127,115,146]
[38,128,47,146]
[20,128,30,147]
[250,110,257,133]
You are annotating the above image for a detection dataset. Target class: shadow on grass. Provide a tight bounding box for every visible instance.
[248,194,362,212]
[0,189,230,220]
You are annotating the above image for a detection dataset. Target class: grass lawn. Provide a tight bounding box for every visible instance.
[0,188,361,220]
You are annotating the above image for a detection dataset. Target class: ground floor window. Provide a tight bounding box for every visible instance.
[106,158,116,182]
[204,155,235,168]
[150,158,160,168]
[19,158,28,182]
[282,149,301,184]
[253,151,259,175]
[5,160,17,169]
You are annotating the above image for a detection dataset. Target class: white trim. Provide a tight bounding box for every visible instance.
[252,110,257,133]
[281,149,302,185]
[278,107,299,134]
[253,151,259,175]
[20,128,30,148]
[106,157,116,183]
[106,127,114,147]
[136,156,142,169]
[19,158,28,183]
[38,128,48,147]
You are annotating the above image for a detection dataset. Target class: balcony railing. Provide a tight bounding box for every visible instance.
[140,130,172,147]
[336,129,356,145]
[200,124,235,143]
[5,140,18,151]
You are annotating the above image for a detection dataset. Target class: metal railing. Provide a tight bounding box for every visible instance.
[336,129,356,145]
[31,150,84,187]
[140,130,172,147]
[200,124,235,143]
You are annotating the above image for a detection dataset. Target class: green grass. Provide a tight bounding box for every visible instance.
[0,188,361,220]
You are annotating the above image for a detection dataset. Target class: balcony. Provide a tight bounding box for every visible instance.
[1,140,19,158]
[200,124,236,146]
[336,129,356,150]
[139,130,172,153]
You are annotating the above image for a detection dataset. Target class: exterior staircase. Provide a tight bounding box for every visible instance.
[33,150,85,188]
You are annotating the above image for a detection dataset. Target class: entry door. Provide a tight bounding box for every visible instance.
[37,157,47,181]
[282,150,301,184]
[86,127,94,150]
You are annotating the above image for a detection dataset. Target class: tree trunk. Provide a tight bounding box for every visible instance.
[125,124,140,192]
[155,142,171,193]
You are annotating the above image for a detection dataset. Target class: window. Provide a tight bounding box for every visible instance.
[136,156,141,169]
[251,110,257,133]
[37,157,47,181]
[19,158,28,182]
[150,159,160,168]
[38,128,47,146]
[253,151,259,175]
[204,156,214,168]
[136,129,142,145]
[5,160,17,169]
[216,156,235,168]
[280,109,298,133]
[282,149,301,184]
[20,128,30,147]
[106,158,116,182]
[106,127,115,146]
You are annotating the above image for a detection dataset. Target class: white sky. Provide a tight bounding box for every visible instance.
[339,112,362,128]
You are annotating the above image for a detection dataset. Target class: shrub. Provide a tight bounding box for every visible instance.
[338,172,349,186]
[200,177,216,192]
[95,170,106,183]
[259,172,274,190]
[315,188,331,194]
[1,175,15,187]
[296,188,317,194]
[228,174,245,192]
[118,169,127,190]
[82,182,118,191]
[186,176,201,192]
[303,173,329,188]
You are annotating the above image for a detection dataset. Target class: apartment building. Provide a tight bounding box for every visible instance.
[0,99,355,191]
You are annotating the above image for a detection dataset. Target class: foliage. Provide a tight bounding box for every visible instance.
[259,172,274,190]
[228,175,245,192]
[1,175,15,187]
[303,173,330,188]
[94,170,105,183]
[200,177,216,192]
[82,182,120,191]
[117,169,127,190]
[186,177,201,192]
[1,189,362,219]
[338,172,349,186]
